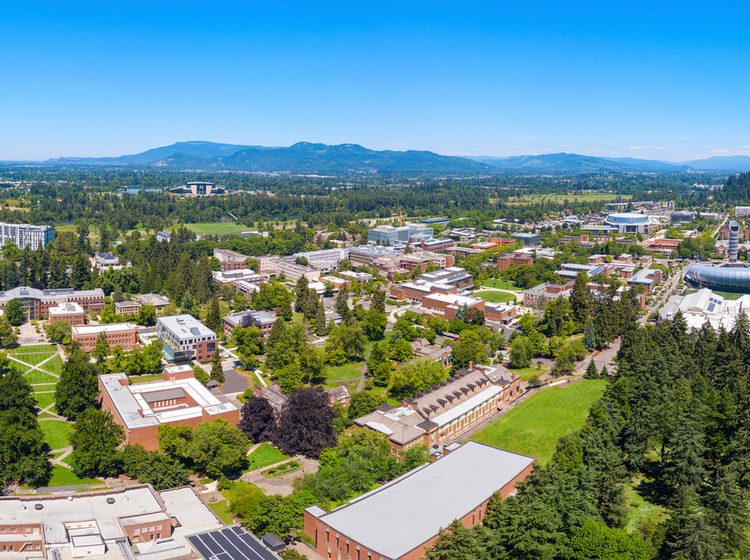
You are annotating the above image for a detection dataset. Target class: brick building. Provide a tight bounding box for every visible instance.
[0,287,105,321]
[303,441,534,560]
[354,364,521,452]
[48,302,85,325]
[0,485,221,559]
[397,251,455,272]
[213,248,249,272]
[115,299,142,316]
[99,366,239,451]
[71,323,140,351]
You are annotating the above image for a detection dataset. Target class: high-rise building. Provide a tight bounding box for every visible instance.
[728,220,740,262]
[0,222,54,250]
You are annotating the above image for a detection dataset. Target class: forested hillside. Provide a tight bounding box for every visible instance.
[428,312,750,560]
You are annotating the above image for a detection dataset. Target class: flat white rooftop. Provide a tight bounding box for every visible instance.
[72,322,138,335]
[308,441,533,560]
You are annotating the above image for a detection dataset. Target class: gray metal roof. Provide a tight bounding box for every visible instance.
[307,442,533,559]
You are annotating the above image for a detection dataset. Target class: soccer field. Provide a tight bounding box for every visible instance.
[184,222,250,235]
[471,380,607,465]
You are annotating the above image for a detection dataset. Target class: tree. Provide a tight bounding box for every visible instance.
[210,349,225,384]
[205,296,222,333]
[5,298,23,326]
[347,390,385,419]
[0,316,17,348]
[92,332,110,362]
[136,304,156,326]
[121,444,190,490]
[509,336,533,368]
[69,408,124,478]
[584,360,599,379]
[314,301,328,336]
[426,520,485,560]
[361,307,387,341]
[371,289,386,314]
[389,359,450,399]
[570,271,591,326]
[451,330,489,369]
[274,388,336,458]
[584,319,597,351]
[294,276,309,312]
[55,351,101,420]
[565,518,654,560]
[188,419,250,478]
[335,286,350,320]
[112,285,124,303]
[324,322,365,366]
[234,325,264,369]
[367,341,393,387]
[239,396,276,442]
[389,337,414,362]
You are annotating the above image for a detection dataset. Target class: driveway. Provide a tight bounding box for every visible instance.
[220,369,250,395]
[241,456,319,496]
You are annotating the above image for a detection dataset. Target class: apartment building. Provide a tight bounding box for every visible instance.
[157,315,218,363]
[0,222,54,250]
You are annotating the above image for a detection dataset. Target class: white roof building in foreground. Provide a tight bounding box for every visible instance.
[304,441,534,560]
[0,485,221,560]
[659,287,750,331]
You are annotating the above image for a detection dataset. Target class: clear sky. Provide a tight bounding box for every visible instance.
[2,0,750,161]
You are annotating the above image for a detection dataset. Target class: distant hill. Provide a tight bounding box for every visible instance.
[48,141,493,174]
[44,143,750,174]
[472,153,688,173]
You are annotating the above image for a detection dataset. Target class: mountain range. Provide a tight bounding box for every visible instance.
[44,141,750,174]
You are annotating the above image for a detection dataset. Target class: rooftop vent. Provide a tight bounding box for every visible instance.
[106,497,115,504]
[34,503,43,510]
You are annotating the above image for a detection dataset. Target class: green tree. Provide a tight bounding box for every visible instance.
[120,444,190,490]
[389,359,449,399]
[188,419,250,479]
[389,337,414,362]
[361,307,387,341]
[509,336,533,368]
[205,296,222,333]
[451,330,489,369]
[347,390,385,419]
[92,331,110,362]
[55,351,101,420]
[426,520,485,560]
[570,271,591,326]
[69,408,124,478]
[564,518,654,560]
[210,349,225,384]
[4,298,24,326]
[324,322,365,366]
[0,316,17,348]
[366,341,393,387]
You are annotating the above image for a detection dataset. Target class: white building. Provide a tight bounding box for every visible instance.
[659,288,750,331]
[0,222,54,250]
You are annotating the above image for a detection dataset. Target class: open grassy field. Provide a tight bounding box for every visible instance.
[479,279,522,291]
[9,345,62,413]
[324,361,364,387]
[184,222,249,235]
[246,443,289,471]
[471,380,607,465]
[34,392,57,410]
[507,192,633,206]
[40,420,72,450]
[47,465,99,487]
[474,290,516,303]
[623,475,668,534]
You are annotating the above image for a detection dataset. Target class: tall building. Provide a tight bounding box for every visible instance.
[728,220,740,262]
[167,181,227,196]
[0,222,54,250]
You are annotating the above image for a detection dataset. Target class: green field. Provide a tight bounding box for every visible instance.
[324,361,364,387]
[474,290,516,303]
[471,380,607,465]
[262,460,302,478]
[509,364,550,382]
[507,192,633,206]
[47,465,99,487]
[34,392,57,410]
[9,345,62,413]
[24,370,59,385]
[246,443,290,471]
[479,279,522,291]
[185,222,250,235]
[129,373,165,384]
[208,500,234,524]
[40,420,72,450]
[624,476,668,534]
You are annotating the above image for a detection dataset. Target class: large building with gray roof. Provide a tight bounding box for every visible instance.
[303,441,534,560]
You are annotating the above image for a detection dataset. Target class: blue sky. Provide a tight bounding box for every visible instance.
[2,1,750,161]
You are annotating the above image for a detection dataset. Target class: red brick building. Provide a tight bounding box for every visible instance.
[303,441,534,560]
[0,286,105,321]
[72,323,140,352]
[213,248,249,272]
[48,302,86,325]
[99,367,239,451]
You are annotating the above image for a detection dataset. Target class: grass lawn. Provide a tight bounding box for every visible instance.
[509,364,550,382]
[471,380,607,465]
[246,443,290,471]
[40,420,72,450]
[714,290,745,301]
[34,392,56,410]
[185,222,250,235]
[47,465,99,487]
[9,351,56,366]
[474,290,516,303]
[624,476,668,533]
[23,370,59,385]
[480,279,522,291]
[41,355,63,375]
[129,373,164,384]
[10,344,57,355]
[324,361,364,387]
[208,500,234,525]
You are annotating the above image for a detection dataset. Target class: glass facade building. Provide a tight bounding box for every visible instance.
[685,264,750,293]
